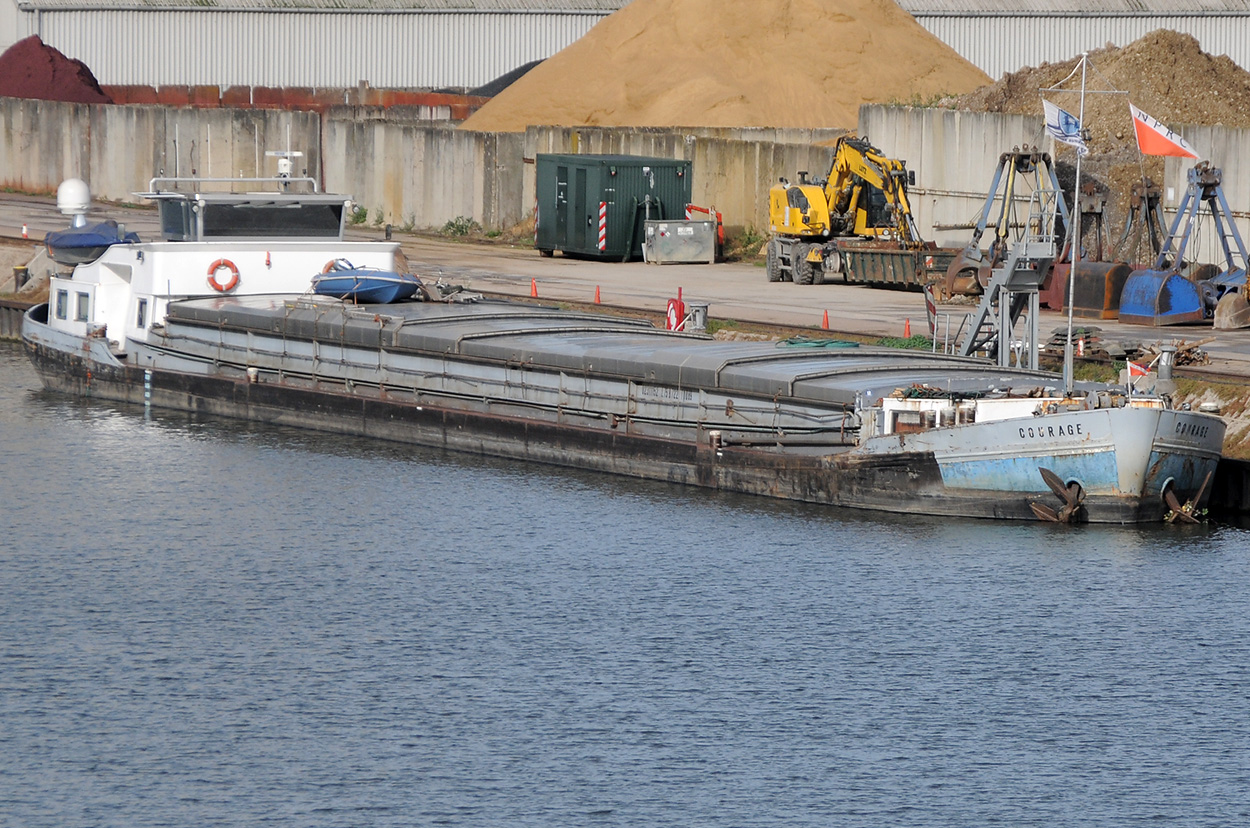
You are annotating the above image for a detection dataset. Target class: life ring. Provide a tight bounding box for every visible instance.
[666,298,685,331]
[322,258,353,274]
[207,259,240,292]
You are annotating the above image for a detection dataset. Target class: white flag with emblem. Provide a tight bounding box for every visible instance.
[1043,99,1089,157]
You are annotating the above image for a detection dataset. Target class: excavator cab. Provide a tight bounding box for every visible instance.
[769,172,830,237]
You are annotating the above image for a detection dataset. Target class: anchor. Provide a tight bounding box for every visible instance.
[1030,467,1086,523]
[1163,470,1213,524]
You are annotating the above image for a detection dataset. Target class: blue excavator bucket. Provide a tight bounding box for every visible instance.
[1118,268,1207,326]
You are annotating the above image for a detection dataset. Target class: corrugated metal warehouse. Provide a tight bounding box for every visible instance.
[3,0,1250,91]
[3,0,630,90]
[904,0,1250,80]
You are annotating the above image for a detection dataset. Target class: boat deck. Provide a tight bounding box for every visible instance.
[164,295,1067,407]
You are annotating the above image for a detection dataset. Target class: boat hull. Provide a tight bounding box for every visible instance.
[22,309,1221,524]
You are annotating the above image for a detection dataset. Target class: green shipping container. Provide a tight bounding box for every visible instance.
[536,153,693,261]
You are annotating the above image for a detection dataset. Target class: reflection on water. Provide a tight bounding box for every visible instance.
[2,342,1249,827]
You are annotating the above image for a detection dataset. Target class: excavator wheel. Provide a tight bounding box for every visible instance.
[812,256,826,286]
[793,243,815,285]
[766,240,783,282]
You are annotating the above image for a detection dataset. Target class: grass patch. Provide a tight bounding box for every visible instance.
[876,334,933,350]
[721,227,767,263]
[441,216,483,237]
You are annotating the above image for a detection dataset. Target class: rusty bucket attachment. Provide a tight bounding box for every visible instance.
[1163,471,1213,524]
[942,248,985,299]
[1070,261,1133,319]
[1030,467,1086,523]
[1118,268,1207,326]
[1214,287,1250,329]
[1043,261,1134,318]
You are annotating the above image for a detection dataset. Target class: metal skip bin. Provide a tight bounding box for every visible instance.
[535,154,693,261]
[644,220,716,264]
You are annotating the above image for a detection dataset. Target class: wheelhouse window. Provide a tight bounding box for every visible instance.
[202,202,344,238]
[55,289,68,320]
[75,292,90,322]
[136,298,148,329]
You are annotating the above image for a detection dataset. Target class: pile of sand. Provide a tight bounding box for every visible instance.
[0,36,113,104]
[460,0,989,132]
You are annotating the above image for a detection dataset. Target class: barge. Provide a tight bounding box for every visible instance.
[22,174,1226,523]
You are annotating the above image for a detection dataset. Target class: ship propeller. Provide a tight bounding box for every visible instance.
[1163,470,1213,524]
[1030,467,1086,523]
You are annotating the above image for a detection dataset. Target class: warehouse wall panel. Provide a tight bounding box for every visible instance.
[19,11,606,89]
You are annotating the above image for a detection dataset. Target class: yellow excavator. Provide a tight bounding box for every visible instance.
[766,135,925,285]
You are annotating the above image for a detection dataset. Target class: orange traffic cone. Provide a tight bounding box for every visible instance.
[821,310,829,330]
[530,278,538,298]
[595,285,601,304]
[22,224,28,239]
[904,318,911,337]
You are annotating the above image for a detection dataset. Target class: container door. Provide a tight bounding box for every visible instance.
[572,167,588,251]
[555,166,569,248]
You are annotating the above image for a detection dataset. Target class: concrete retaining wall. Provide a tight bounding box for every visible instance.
[8,95,1250,244]
[0,97,321,199]
[324,115,526,232]
[863,105,1250,250]
[861,106,1049,247]
[521,126,847,235]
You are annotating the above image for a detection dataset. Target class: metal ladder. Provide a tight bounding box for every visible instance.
[958,240,1055,367]
[958,188,1060,368]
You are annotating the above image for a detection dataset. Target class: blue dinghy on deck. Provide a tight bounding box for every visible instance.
[311,262,422,304]
[45,220,141,266]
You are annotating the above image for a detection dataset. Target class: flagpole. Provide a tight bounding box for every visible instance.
[1063,53,1088,397]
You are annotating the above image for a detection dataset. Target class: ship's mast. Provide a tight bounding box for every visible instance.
[1062,54,1088,396]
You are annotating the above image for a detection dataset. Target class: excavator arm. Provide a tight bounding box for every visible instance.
[823,136,921,244]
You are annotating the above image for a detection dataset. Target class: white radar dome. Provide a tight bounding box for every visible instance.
[57,178,91,216]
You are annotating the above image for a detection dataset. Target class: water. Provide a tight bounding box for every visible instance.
[2,340,1249,827]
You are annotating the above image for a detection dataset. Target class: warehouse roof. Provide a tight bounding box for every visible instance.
[14,0,629,9]
[899,0,1250,11]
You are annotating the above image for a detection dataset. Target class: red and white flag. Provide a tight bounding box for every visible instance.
[1130,103,1199,159]
[1128,360,1150,377]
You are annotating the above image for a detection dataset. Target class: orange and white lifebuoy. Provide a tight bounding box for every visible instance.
[322,258,353,274]
[207,259,240,292]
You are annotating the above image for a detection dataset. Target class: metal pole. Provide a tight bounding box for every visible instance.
[1064,54,1088,396]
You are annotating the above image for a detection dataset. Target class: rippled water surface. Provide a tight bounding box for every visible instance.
[2,341,1249,826]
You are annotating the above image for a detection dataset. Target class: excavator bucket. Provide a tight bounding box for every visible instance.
[942,249,986,299]
[1047,261,1134,318]
[1213,289,1250,329]
[1118,268,1207,326]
